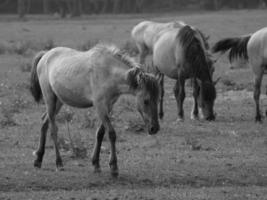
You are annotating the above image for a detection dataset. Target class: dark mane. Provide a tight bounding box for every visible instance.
[94,44,159,100]
[93,43,141,69]
[177,25,212,82]
[196,28,210,49]
[126,67,159,100]
[202,82,217,101]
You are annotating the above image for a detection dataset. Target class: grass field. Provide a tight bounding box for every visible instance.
[1,9,267,200]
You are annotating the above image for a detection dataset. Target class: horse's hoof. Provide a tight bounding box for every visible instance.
[56,166,65,172]
[110,170,119,178]
[190,114,199,121]
[255,115,262,123]
[94,167,101,173]
[33,160,42,168]
[176,117,184,122]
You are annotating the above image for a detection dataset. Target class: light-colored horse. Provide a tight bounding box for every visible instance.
[153,25,216,121]
[30,44,160,177]
[212,27,267,122]
[131,20,186,64]
[131,21,215,120]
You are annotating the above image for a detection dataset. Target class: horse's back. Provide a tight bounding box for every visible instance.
[153,29,180,79]
[132,20,183,50]
[248,27,267,68]
[38,47,94,108]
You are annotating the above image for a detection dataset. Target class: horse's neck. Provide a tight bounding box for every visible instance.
[112,66,136,96]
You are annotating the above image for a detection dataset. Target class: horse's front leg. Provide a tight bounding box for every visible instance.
[107,124,118,177]
[158,73,165,119]
[174,78,185,122]
[137,43,148,64]
[191,79,200,120]
[91,124,105,173]
[254,72,263,122]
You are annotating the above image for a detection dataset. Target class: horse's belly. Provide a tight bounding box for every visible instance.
[51,74,93,108]
[153,49,178,79]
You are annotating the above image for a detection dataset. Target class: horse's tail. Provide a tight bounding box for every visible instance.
[212,35,251,62]
[30,51,46,103]
[176,25,208,78]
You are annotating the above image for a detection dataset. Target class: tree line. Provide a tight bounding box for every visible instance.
[0,0,265,18]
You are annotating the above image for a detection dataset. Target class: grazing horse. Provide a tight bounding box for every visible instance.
[153,25,216,121]
[131,21,215,120]
[30,44,160,177]
[212,27,267,122]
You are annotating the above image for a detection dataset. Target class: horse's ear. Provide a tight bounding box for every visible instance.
[126,68,141,89]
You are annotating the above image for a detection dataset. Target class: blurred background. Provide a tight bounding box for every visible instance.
[0,0,266,18]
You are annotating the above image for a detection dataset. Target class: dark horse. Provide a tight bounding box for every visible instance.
[213,27,267,122]
[30,44,160,177]
[152,25,217,121]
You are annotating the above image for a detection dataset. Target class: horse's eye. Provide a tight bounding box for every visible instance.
[144,99,149,106]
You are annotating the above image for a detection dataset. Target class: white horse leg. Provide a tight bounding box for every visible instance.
[91,124,105,173]
[254,71,263,122]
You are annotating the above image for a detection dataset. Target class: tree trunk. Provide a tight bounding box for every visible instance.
[43,0,50,14]
[113,0,122,13]
[71,0,82,17]
[18,0,26,18]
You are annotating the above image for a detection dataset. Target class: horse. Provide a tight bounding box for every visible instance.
[131,21,216,120]
[212,27,267,122]
[131,20,186,64]
[30,44,160,177]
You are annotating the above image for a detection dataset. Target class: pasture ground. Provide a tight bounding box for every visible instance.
[1,10,267,200]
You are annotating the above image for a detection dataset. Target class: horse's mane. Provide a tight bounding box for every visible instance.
[93,43,140,69]
[196,28,210,49]
[177,25,212,82]
[93,43,159,99]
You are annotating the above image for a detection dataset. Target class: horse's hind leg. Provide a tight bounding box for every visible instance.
[158,73,164,119]
[33,115,49,168]
[191,78,200,120]
[91,124,105,173]
[253,71,263,122]
[33,97,62,168]
[174,78,185,122]
[48,98,63,170]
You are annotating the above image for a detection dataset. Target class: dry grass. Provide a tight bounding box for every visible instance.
[1,10,267,200]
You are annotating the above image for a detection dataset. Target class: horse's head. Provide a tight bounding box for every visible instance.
[197,80,217,121]
[127,68,160,135]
